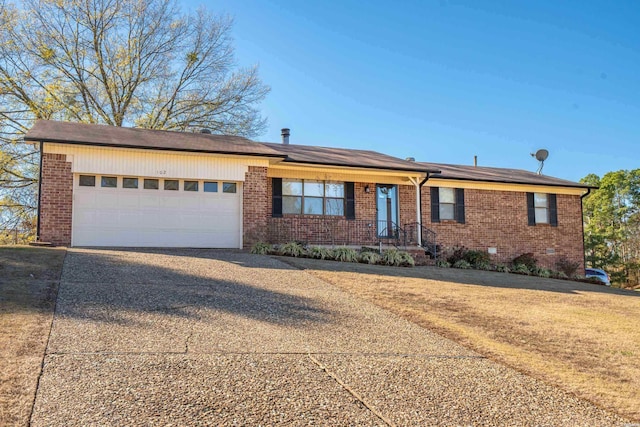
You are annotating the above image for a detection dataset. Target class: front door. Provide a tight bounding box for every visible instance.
[376,184,398,238]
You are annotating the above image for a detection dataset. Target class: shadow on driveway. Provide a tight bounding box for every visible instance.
[57,249,331,326]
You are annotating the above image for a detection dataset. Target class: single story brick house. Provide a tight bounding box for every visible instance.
[25,120,593,269]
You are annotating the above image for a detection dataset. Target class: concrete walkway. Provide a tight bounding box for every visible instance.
[31,249,626,426]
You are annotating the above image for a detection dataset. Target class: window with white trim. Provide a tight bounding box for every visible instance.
[439,188,455,220]
[534,193,548,224]
[282,179,345,216]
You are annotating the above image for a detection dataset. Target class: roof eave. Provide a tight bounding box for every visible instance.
[278,159,434,174]
[429,175,594,189]
[25,137,287,159]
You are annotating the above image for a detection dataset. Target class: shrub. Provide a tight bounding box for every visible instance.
[495,264,510,273]
[464,250,491,267]
[279,241,305,257]
[453,259,472,269]
[359,251,381,265]
[399,251,415,267]
[436,260,451,268]
[250,241,273,255]
[333,247,358,262]
[382,249,404,266]
[512,264,531,275]
[309,246,332,260]
[360,246,379,253]
[535,268,552,278]
[512,253,537,271]
[476,261,492,271]
[446,246,468,265]
[553,271,569,279]
[555,256,580,277]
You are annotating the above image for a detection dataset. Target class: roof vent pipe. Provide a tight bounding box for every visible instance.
[281,128,290,145]
[474,155,477,167]
[405,157,415,162]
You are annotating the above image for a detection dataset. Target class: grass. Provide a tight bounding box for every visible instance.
[0,246,66,426]
[283,257,640,422]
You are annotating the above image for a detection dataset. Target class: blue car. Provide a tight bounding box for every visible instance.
[585,268,611,286]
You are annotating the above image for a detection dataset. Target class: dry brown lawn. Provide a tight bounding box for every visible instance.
[0,246,66,426]
[283,257,640,421]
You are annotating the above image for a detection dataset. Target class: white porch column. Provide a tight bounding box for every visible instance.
[408,177,422,246]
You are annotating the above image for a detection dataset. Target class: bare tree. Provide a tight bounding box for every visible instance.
[0,0,270,234]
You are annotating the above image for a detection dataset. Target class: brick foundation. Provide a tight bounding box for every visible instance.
[39,153,73,245]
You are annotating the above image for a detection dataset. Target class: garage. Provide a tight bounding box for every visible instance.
[72,174,242,248]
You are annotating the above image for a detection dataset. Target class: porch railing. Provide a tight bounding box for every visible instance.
[266,217,408,248]
[404,222,438,259]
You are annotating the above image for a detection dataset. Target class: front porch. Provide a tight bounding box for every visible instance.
[265,217,438,258]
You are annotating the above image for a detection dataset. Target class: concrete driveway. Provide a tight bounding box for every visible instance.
[31,249,626,426]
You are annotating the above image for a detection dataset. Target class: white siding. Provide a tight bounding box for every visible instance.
[44,143,269,181]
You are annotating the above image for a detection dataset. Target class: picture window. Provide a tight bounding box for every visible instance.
[282,179,344,216]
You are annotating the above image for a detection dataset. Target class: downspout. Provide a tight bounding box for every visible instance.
[416,172,431,246]
[36,141,44,242]
[580,187,592,271]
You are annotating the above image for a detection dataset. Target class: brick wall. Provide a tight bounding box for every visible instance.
[398,184,417,226]
[243,166,269,247]
[421,186,585,270]
[39,153,73,245]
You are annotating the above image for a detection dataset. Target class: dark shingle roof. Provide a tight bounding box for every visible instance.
[418,162,591,189]
[24,120,284,157]
[25,120,433,173]
[261,142,433,173]
[24,121,591,188]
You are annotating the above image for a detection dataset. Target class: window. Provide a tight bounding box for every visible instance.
[144,179,159,190]
[79,175,96,187]
[204,182,218,192]
[430,187,465,224]
[439,188,455,220]
[123,177,138,189]
[164,180,179,191]
[101,176,117,188]
[527,192,557,226]
[534,193,548,224]
[282,179,344,215]
[223,182,237,193]
[184,181,198,192]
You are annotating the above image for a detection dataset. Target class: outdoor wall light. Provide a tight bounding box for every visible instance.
[364,185,370,193]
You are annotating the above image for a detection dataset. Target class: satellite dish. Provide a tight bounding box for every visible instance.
[530,149,549,175]
[534,149,549,161]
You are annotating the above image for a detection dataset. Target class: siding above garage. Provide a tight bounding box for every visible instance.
[44,143,270,181]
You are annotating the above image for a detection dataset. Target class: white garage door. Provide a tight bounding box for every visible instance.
[72,175,242,248]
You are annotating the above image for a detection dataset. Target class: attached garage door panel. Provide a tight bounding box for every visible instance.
[72,178,242,248]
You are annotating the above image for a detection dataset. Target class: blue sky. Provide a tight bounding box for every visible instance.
[185,0,639,182]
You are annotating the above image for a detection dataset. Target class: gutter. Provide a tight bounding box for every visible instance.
[36,141,44,241]
[580,187,592,271]
[416,171,436,246]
